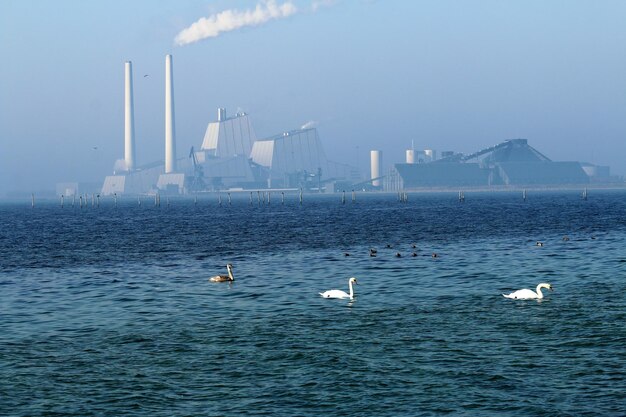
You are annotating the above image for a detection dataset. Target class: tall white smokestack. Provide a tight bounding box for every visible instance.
[371,150,382,187]
[124,61,136,171]
[165,54,176,173]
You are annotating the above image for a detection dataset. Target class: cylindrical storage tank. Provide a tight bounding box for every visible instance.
[424,149,436,161]
[406,149,415,164]
[370,150,382,187]
[217,108,226,122]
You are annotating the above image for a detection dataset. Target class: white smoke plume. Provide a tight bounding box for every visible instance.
[175,0,298,46]
[301,120,318,130]
[113,159,128,173]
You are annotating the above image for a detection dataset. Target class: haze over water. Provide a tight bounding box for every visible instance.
[1,191,625,416]
[3,1,626,194]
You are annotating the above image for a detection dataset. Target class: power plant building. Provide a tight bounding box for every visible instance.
[201,109,256,158]
[250,127,359,189]
[251,128,326,188]
[99,56,612,196]
[386,139,593,190]
[101,55,358,195]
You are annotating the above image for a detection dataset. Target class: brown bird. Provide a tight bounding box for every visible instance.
[209,264,234,282]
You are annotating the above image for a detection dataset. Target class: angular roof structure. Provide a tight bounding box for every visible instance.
[461,139,551,164]
[201,112,257,158]
[251,128,328,176]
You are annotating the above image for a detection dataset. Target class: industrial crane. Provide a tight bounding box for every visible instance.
[187,146,206,191]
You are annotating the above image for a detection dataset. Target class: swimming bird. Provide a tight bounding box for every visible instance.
[369,248,377,257]
[395,252,402,258]
[320,277,358,300]
[536,241,544,247]
[562,236,570,241]
[503,283,553,300]
[431,253,438,258]
[412,252,418,257]
[209,264,234,282]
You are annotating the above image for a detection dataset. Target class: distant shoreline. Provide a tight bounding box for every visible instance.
[2,183,626,204]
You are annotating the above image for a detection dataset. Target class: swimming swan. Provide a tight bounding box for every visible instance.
[320,277,358,299]
[503,283,553,299]
[209,264,234,282]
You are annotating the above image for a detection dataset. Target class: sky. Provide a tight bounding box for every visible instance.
[1,0,625,195]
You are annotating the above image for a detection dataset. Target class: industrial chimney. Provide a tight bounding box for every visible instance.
[124,61,136,171]
[370,150,382,187]
[164,54,176,173]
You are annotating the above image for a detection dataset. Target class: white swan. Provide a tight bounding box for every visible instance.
[320,277,357,299]
[503,283,553,300]
[209,264,234,282]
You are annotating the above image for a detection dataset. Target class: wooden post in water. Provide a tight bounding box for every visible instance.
[299,188,303,205]
[342,190,346,204]
[268,191,271,205]
[218,193,222,207]
[114,193,117,208]
[79,195,83,208]
[352,189,355,203]
[249,192,253,205]
[97,194,100,208]
[257,191,261,205]
[281,192,285,205]
[228,192,231,206]
[31,193,34,208]
[523,189,527,201]
[72,194,76,207]
[194,195,197,206]
[61,195,64,208]
[582,188,588,200]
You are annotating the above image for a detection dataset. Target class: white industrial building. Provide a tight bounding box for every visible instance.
[251,128,359,189]
[201,108,256,158]
[101,55,359,195]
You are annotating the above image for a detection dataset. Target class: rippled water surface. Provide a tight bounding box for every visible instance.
[1,191,625,416]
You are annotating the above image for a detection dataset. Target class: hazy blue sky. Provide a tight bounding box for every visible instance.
[1,0,625,194]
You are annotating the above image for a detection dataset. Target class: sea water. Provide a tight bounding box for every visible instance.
[1,191,625,416]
